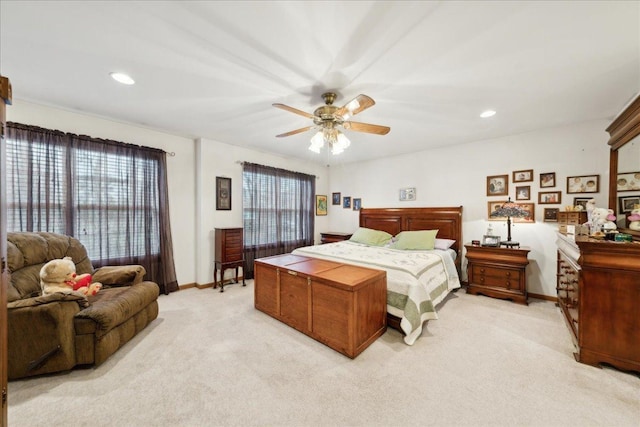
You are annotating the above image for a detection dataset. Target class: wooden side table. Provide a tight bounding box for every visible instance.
[214,227,246,292]
[320,232,353,244]
[464,243,530,305]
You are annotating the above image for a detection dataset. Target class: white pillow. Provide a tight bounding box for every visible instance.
[434,238,456,250]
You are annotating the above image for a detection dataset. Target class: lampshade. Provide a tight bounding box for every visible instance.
[308,127,351,155]
[490,198,530,247]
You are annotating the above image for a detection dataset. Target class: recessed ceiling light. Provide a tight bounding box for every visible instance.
[110,72,135,85]
[480,110,496,118]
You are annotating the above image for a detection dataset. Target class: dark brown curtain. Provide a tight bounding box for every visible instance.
[6,122,178,294]
[242,162,315,278]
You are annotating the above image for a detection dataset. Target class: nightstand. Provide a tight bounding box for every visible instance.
[464,243,530,305]
[320,232,353,244]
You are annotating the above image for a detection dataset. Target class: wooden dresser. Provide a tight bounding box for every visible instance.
[320,232,353,244]
[556,232,640,372]
[214,227,245,292]
[254,254,387,358]
[464,243,530,305]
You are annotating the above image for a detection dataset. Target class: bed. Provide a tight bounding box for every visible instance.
[292,206,463,345]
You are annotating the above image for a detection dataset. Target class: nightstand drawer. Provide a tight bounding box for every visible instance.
[472,265,521,289]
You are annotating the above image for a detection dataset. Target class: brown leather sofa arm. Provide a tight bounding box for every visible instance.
[7,295,87,379]
[92,265,146,287]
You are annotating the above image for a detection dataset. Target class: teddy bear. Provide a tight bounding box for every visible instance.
[40,256,102,296]
[627,208,640,231]
[587,207,617,233]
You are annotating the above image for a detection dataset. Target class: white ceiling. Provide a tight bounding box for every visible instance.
[1,1,639,165]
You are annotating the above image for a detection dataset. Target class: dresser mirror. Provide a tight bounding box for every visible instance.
[607,93,640,240]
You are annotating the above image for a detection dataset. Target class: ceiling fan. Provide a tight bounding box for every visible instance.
[273,92,390,154]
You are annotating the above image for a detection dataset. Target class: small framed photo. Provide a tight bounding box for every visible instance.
[216,177,231,210]
[513,169,533,183]
[487,174,509,196]
[544,208,559,222]
[515,186,530,200]
[513,202,535,223]
[332,192,341,205]
[481,235,501,247]
[488,200,509,220]
[538,191,562,204]
[617,171,640,192]
[353,198,362,211]
[573,197,591,210]
[316,195,327,216]
[619,195,640,213]
[567,175,599,194]
[399,187,416,201]
[343,196,351,209]
[540,172,556,188]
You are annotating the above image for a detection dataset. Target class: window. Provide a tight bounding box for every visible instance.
[4,122,179,297]
[242,162,315,278]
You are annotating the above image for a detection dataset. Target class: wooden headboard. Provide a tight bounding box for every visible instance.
[359,206,464,271]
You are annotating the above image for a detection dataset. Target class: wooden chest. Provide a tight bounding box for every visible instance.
[557,211,587,225]
[254,254,387,358]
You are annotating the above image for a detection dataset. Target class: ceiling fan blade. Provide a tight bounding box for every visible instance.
[273,103,315,119]
[276,126,314,138]
[335,94,376,118]
[343,121,390,135]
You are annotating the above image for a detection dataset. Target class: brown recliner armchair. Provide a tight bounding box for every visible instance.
[7,231,160,380]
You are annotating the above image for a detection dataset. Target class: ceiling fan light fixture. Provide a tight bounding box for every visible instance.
[480,109,496,118]
[309,131,324,153]
[331,132,350,155]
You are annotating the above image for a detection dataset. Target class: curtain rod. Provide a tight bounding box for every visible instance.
[236,161,318,179]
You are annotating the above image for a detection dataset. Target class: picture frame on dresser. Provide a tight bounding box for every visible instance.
[567,175,599,194]
[481,235,500,247]
[573,197,591,210]
[216,176,232,210]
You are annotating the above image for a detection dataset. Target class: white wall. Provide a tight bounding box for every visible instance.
[328,119,611,297]
[195,138,329,285]
[6,100,614,296]
[7,100,198,284]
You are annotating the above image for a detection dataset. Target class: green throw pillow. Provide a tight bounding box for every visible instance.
[349,227,393,246]
[391,230,439,250]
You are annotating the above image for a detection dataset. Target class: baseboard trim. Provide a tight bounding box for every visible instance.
[179,278,245,291]
[528,292,557,303]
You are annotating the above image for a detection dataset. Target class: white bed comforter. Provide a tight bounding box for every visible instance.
[292,241,461,345]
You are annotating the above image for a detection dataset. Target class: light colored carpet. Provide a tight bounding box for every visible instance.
[8,281,639,426]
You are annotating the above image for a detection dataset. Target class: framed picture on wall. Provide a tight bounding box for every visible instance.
[513,169,533,183]
[316,195,327,216]
[617,171,640,192]
[544,208,559,222]
[619,195,640,213]
[540,172,556,188]
[487,175,508,196]
[538,191,562,204]
[343,196,351,209]
[513,202,535,223]
[515,186,530,200]
[353,198,362,211]
[567,175,599,194]
[216,177,231,210]
[332,192,341,205]
[399,187,416,201]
